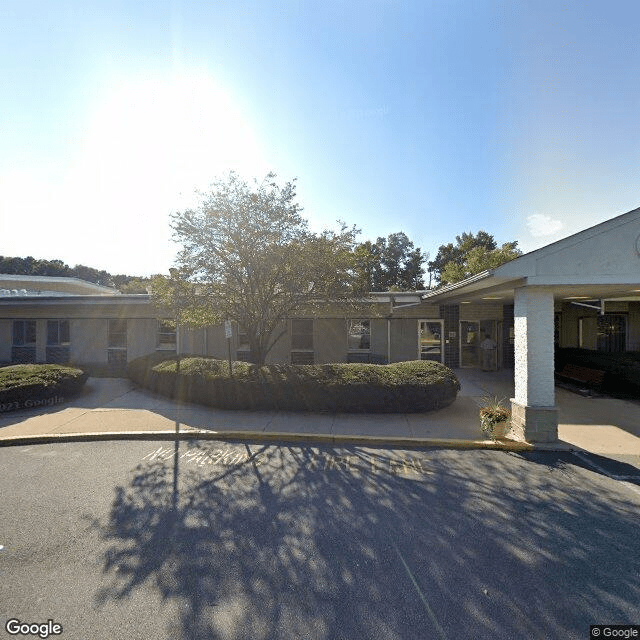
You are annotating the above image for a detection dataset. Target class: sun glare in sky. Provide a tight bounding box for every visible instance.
[1,1,639,278]
[1,70,267,275]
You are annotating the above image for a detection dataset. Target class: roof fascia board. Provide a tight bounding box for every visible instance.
[369,290,431,296]
[526,274,640,286]
[392,301,423,310]
[428,278,527,304]
[496,207,640,273]
[0,295,151,306]
[421,270,494,300]
[488,207,640,280]
[530,206,640,262]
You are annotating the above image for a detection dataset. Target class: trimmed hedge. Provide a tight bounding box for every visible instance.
[0,364,88,411]
[555,348,640,397]
[128,354,461,413]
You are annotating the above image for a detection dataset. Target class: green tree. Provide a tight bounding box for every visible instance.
[73,264,113,286]
[0,256,151,290]
[437,236,521,285]
[117,277,151,294]
[0,256,72,277]
[354,232,426,291]
[39,257,65,277]
[163,172,363,366]
[351,240,379,293]
[428,230,498,286]
[401,247,427,289]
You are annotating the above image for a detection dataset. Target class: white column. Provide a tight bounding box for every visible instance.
[511,287,558,442]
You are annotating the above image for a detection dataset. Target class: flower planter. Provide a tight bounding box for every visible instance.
[479,397,511,440]
[480,416,510,440]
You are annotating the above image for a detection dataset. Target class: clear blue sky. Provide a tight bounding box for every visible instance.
[1,0,638,277]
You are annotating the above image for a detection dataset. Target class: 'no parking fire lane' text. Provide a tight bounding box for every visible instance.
[141,445,433,477]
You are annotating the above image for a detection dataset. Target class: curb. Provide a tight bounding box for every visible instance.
[0,429,560,451]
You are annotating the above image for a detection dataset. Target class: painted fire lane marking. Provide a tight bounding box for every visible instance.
[140,445,433,477]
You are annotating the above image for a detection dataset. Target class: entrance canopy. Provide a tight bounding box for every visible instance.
[421,206,640,443]
[421,206,640,308]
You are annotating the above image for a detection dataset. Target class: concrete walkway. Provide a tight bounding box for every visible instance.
[1,370,640,456]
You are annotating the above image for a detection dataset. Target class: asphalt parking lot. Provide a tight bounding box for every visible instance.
[1,440,639,640]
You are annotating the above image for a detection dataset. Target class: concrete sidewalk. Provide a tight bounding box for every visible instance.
[1,370,639,457]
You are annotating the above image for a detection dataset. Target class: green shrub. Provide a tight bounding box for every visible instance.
[128,354,461,413]
[0,364,88,410]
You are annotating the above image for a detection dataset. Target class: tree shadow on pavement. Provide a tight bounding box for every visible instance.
[91,442,640,640]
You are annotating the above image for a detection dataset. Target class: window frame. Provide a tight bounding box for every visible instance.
[13,320,37,347]
[157,319,177,350]
[237,324,250,349]
[290,318,314,351]
[347,319,371,352]
[419,319,444,363]
[597,313,627,353]
[108,319,127,349]
[47,319,70,346]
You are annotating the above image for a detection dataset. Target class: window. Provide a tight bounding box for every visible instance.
[291,351,314,364]
[291,319,313,350]
[578,317,597,350]
[46,320,71,364]
[47,320,70,346]
[236,324,252,360]
[348,319,371,351]
[108,319,127,348]
[157,320,176,349]
[237,324,250,349]
[12,320,37,363]
[107,319,127,365]
[236,324,254,361]
[419,320,443,363]
[597,314,626,353]
[13,320,37,346]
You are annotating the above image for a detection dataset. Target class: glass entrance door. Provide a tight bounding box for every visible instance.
[479,319,498,371]
[459,321,479,367]
[419,320,443,363]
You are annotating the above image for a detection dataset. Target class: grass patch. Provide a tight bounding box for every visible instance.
[128,354,461,413]
[0,364,88,411]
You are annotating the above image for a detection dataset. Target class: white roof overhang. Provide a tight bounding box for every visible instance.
[422,206,640,306]
[422,277,640,306]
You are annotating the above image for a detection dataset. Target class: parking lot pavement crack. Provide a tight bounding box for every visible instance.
[391,539,448,640]
[263,413,276,432]
[403,414,412,437]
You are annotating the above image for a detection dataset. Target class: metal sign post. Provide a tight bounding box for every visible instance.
[224,320,233,376]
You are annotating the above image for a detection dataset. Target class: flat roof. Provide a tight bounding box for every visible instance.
[0,275,119,296]
[0,294,150,306]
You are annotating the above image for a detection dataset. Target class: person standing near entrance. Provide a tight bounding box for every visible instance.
[480,334,497,371]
